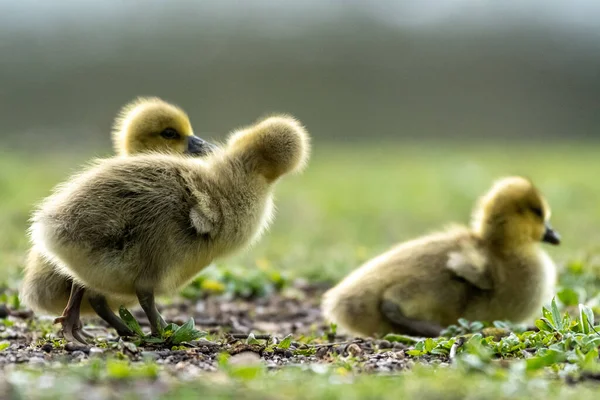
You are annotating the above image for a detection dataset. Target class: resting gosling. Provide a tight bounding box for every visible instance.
[322,176,560,338]
[29,115,310,343]
[20,97,214,340]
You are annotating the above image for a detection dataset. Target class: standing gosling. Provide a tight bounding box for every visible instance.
[322,177,560,338]
[29,115,310,343]
[20,97,214,339]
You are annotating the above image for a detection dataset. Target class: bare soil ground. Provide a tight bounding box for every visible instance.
[0,282,414,375]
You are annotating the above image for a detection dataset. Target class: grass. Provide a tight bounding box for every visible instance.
[10,363,600,400]
[1,141,600,398]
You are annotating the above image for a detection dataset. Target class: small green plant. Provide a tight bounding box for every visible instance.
[246,333,261,345]
[382,333,419,345]
[556,287,583,307]
[277,334,293,350]
[325,322,337,341]
[447,298,600,378]
[0,292,20,311]
[406,337,456,357]
[441,318,485,336]
[118,306,205,346]
[294,347,317,357]
[118,307,145,337]
[105,358,159,380]
[180,262,289,300]
[577,303,595,335]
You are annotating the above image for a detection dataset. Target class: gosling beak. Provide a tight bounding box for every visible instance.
[185,135,216,156]
[542,222,561,245]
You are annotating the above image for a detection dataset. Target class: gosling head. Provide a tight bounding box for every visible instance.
[471,176,560,248]
[112,97,216,156]
[226,114,310,182]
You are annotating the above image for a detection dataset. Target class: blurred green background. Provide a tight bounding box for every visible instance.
[2,0,600,149]
[1,0,599,285]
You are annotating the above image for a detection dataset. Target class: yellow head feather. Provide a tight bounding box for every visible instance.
[112,97,194,156]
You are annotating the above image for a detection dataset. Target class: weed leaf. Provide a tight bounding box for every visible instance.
[118,306,145,337]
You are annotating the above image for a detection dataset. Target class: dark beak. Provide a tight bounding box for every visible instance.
[185,135,216,156]
[542,222,561,245]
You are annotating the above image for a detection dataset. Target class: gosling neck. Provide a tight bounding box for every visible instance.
[476,221,538,257]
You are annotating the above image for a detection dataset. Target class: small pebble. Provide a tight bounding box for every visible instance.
[229,351,261,366]
[70,351,87,360]
[89,347,104,357]
[316,347,329,359]
[123,342,138,354]
[0,305,9,319]
[65,343,89,353]
[41,343,53,353]
[377,340,392,349]
[346,343,362,356]
[141,351,160,361]
[2,329,20,340]
[190,338,219,347]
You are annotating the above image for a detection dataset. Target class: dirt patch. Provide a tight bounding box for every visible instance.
[0,281,414,374]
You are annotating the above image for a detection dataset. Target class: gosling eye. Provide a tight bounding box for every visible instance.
[530,207,544,219]
[160,128,180,140]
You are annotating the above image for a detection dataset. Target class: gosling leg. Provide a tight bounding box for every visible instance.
[88,293,134,337]
[76,320,94,339]
[64,280,93,339]
[136,288,167,336]
[54,283,88,345]
[380,299,444,337]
